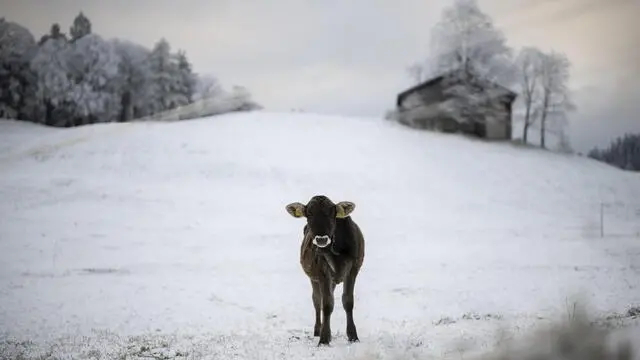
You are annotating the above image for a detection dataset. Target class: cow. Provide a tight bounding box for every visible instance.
[285,195,365,346]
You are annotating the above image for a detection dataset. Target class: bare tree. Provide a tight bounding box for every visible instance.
[537,51,575,149]
[514,47,544,144]
[514,47,575,149]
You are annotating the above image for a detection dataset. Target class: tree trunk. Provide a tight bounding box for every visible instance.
[119,91,133,122]
[522,103,531,143]
[540,112,546,149]
[45,101,55,126]
[540,93,549,149]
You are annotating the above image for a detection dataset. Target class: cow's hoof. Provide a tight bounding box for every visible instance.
[317,334,331,346]
[347,329,359,343]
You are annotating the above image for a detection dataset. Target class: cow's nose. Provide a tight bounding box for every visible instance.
[313,235,332,248]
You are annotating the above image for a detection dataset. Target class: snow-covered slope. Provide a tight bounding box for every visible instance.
[1,113,639,359]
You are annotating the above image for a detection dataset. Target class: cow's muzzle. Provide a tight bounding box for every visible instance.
[312,235,332,248]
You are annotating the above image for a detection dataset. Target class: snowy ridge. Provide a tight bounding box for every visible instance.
[134,91,260,122]
[0,112,639,359]
[0,119,137,164]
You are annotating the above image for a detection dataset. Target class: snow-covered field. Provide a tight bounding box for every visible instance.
[1,112,639,359]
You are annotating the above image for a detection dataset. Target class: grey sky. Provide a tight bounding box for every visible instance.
[3,0,638,152]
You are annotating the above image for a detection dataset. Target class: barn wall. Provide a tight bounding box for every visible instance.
[397,102,440,129]
[399,92,424,110]
[482,97,512,140]
[485,119,508,139]
[415,84,447,105]
[397,81,452,129]
[396,77,515,139]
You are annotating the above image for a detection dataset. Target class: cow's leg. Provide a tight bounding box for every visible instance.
[318,277,334,346]
[311,280,322,337]
[342,263,359,342]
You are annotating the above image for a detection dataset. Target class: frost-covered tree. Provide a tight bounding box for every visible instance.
[0,18,38,120]
[147,38,188,114]
[31,35,74,126]
[197,84,263,116]
[3,17,260,126]
[226,85,262,112]
[33,28,121,126]
[69,12,92,42]
[438,61,518,126]
[418,0,514,85]
[537,51,575,149]
[65,33,121,124]
[514,47,544,143]
[406,0,516,126]
[38,23,67,45]
[175,50,196,104]
[111,38,155,121]
[193,73,221,101]
[32,22,72,125]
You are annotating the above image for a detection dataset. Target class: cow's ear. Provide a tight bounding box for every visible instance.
[335,201,355,218]
[285,202,306,218]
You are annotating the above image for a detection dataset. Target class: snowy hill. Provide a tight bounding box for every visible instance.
[0,112,639,359]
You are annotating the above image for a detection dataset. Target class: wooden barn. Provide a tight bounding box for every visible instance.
[395,68,517,140]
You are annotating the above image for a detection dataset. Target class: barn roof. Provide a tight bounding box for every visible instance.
[396,69,517,107]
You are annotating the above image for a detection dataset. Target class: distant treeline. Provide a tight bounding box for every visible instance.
[0,13,260,127]
[588,133,640,172]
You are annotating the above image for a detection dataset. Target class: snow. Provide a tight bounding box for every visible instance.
[0,112,639,359]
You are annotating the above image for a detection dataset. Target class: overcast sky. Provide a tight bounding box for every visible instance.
[3,0,638,152]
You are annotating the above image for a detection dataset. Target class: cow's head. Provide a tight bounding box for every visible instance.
[285,195,356,248]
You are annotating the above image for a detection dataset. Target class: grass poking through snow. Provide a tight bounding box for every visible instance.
[1,304,638,360]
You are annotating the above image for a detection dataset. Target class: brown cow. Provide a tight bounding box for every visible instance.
[285,195,365,346]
